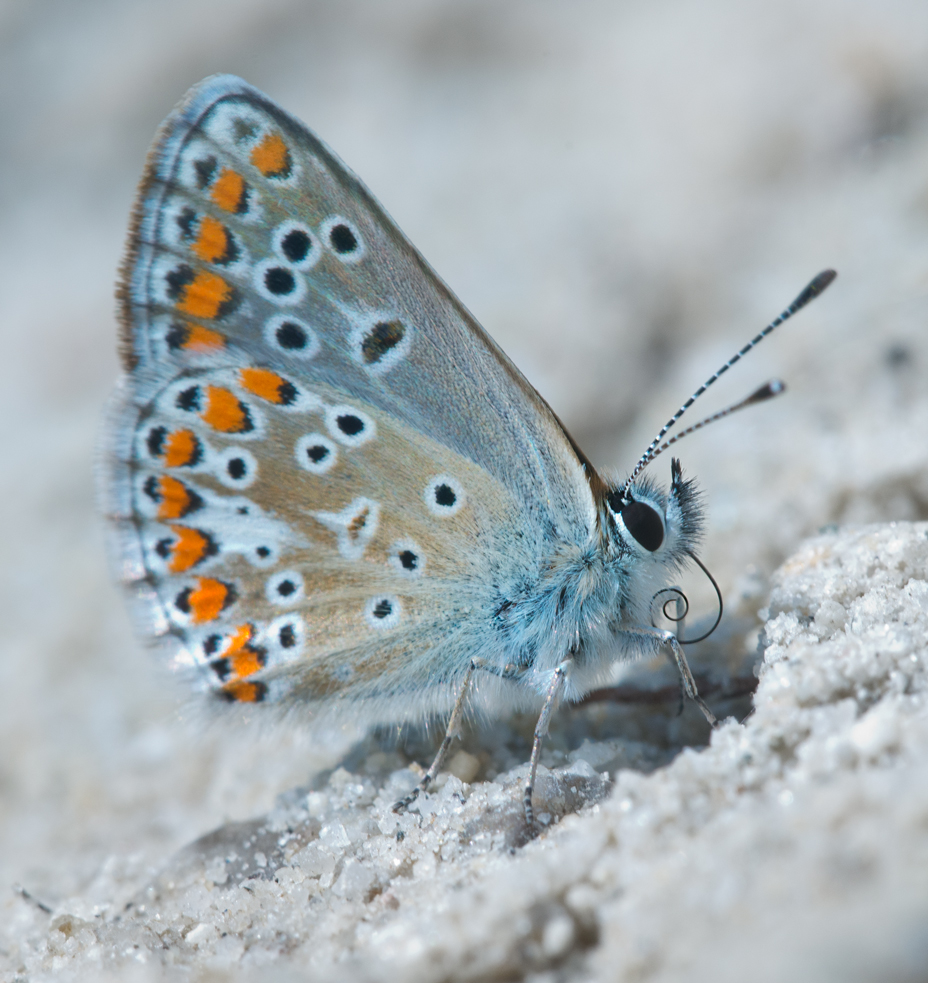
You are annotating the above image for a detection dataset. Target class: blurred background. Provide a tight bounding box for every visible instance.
[2,0,927,918]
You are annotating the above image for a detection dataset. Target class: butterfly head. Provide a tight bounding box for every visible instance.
[604,457,702,571]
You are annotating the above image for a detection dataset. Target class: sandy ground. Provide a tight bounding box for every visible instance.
[1,1,928,979]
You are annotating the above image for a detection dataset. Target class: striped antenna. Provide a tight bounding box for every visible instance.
[645,379,785,463]
[621,269,836,498]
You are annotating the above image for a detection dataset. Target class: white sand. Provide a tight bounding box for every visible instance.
[2,1,928,979]
[10,524,928,980]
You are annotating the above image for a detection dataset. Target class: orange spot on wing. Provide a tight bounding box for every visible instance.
[221,680,267,703]
[227,649,265,680]
[250,132,291,178]
[201,386,252,433]
[239,367,289,404]
[211,168,248,213]
[175,270,235,320]
[223,622,255,654]
[157,476,196,520]
[182,323,225,351]
[191,215,233,264]
[209,624,267,682]
[348,506,370,536]
[167,525,212,573]
[163,429,200,467]
[188,577,233,623]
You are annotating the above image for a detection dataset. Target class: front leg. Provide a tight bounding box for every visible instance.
[619,625,718,727]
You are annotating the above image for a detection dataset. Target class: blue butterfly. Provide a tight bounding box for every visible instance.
[105,75,834,823]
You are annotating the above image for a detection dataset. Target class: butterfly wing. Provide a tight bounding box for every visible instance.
[107,75,598,721]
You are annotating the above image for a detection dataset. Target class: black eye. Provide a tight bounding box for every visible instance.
[616,499,664,551]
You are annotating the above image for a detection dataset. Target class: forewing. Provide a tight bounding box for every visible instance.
[119,74,596,535]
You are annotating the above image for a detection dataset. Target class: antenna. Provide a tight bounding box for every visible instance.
[621,269,836,498]
[645,379,785,463]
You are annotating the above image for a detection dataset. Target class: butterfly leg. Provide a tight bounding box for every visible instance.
[669,593,688,716]
[392,657,487,815]
[524,660,572,826]
[620,626,718,727]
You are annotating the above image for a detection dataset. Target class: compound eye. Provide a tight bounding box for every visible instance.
[619,499,664,551]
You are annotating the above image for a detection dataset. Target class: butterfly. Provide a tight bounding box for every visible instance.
[105,75,835,825]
